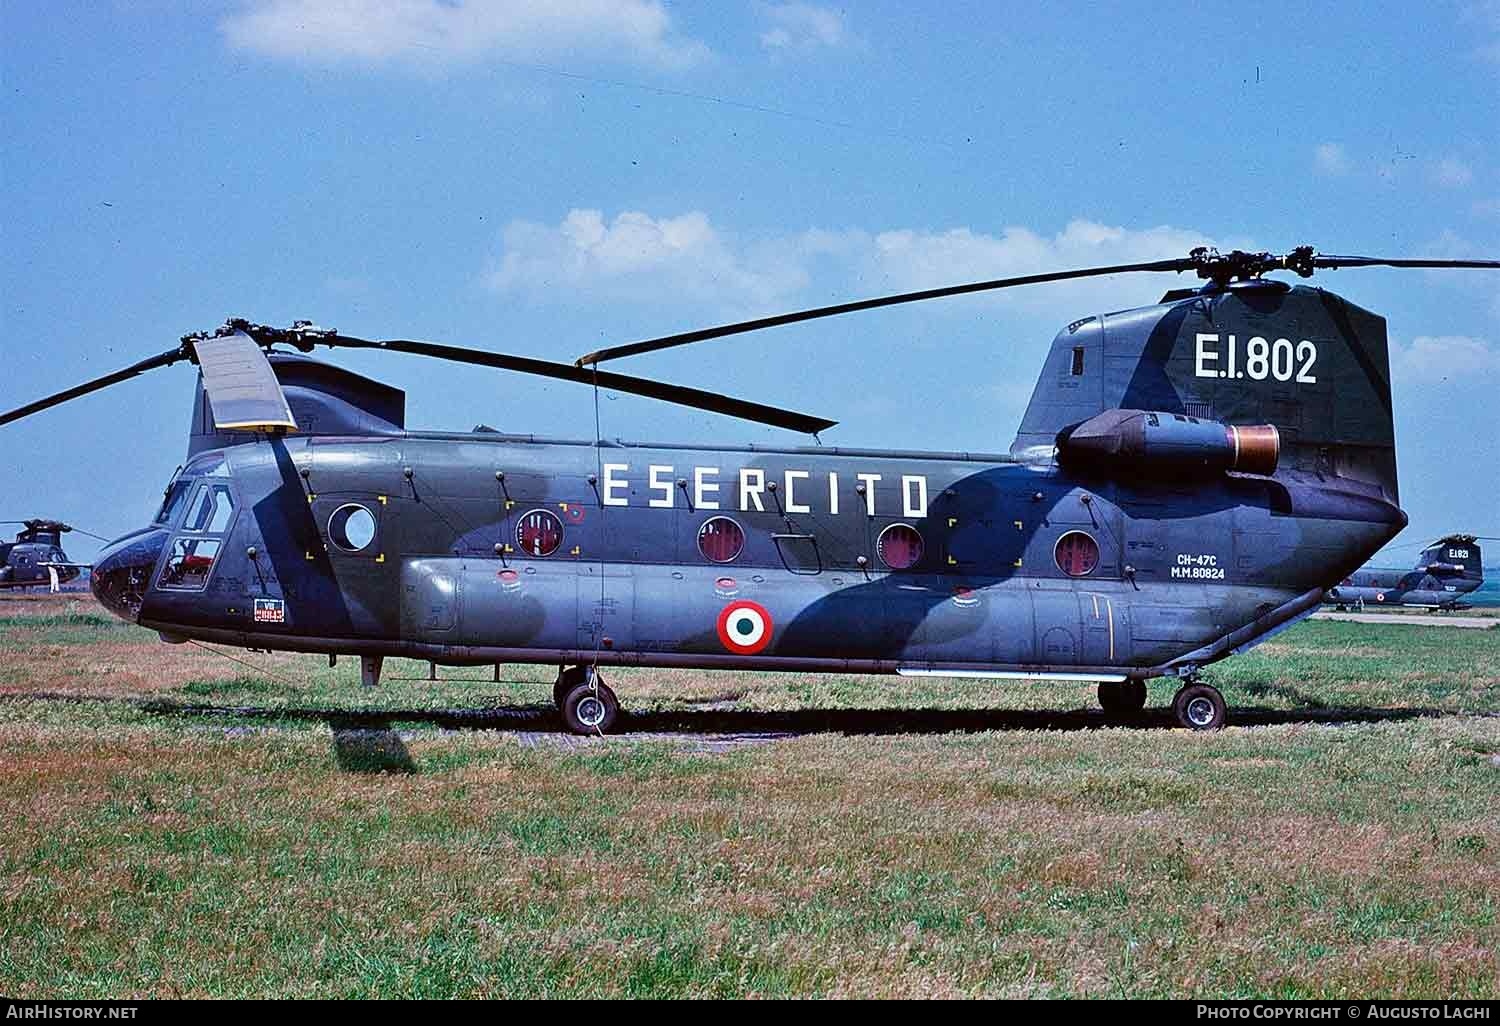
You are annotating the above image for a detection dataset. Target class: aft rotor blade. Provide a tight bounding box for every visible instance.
[574,257,1193,366]
[0,346,187,427]
[324,335,837,435]
[1313,255,1500,271]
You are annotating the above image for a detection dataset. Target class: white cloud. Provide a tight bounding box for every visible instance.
[1315,144,1484,193]
[1429,156,1476,188]
[760,3,849,52]
[1392,335,1500,384]
[222,0,709,68]
[486,209,813,308]
[487,210,1220,319]
[1313,142,1349,176]
[864,220,1221,315]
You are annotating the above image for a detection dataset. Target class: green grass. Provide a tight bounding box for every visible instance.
[0,595,1497,997]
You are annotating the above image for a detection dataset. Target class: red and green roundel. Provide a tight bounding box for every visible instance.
[716,600,773,655]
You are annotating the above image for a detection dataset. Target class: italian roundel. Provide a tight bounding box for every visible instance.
[717,601,774,655]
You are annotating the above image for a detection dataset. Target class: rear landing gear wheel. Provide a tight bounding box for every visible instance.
[554,665,593,709]
[1098,679,1147,719]
[1172,682,1226,731]
[561,679,619,735]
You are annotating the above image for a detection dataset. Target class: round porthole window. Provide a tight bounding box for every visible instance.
[877,523,924,570]
[329,504,377,552]
[516,508,564,557]
[697,516,745,563]
[1054,531,1100,577]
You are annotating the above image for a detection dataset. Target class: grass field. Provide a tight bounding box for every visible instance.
[1,593,1497,998]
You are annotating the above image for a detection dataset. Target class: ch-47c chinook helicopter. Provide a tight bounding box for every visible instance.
[0,520,90,591]
[5,246,1498,733]
[1325,534,1489,611]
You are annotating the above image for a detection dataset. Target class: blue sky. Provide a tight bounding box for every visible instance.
[3,1,1497,565]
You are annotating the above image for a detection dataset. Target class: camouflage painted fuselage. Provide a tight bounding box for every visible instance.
[1325,537,1484,610]
[92,429,1399,681]
[89,281,1409,682]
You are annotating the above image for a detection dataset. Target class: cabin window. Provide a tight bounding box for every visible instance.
[1054,531,1100,577]
[697,516,745,563]
[516,509,564,557]
[877,523,925,570]
[328,504,377,553]
[1071,346,1085,376]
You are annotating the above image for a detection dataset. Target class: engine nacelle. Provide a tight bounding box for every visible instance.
[1059,409,1279,477]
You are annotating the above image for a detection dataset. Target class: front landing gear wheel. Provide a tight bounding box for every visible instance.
[1098,680,1147,719]
[1172,682,1226,731]
[561,680,619,735]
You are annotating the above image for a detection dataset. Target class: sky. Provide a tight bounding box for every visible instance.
[2,1,1497,566]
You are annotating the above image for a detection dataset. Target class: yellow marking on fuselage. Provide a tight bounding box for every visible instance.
[1106,598,1115,660]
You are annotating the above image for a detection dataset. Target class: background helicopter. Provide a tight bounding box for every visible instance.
[0,520,93,591]
[1325,533,1490,611]
[3,246,1497,733]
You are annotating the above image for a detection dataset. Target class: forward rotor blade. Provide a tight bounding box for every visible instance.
[194,329,297,431]
[574,257,1193,366]
[1313,255,1500,271]
[324,334,837,435]
[0,347,187,427]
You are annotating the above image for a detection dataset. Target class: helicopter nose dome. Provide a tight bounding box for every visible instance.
[91,528,167,623]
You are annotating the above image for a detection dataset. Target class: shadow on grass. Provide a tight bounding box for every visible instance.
[327,715,416,774]
[122,697,1449,741]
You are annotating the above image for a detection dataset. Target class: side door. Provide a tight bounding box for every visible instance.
[311,493,398,635]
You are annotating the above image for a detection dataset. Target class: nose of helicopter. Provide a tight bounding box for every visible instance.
[91,527,167,623]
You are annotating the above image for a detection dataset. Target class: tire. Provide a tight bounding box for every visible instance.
[561,679,619,735]
[554,665,590,708]
[1172,682,1226,731]
[555,666,600,705]
[1098,679,1147,718]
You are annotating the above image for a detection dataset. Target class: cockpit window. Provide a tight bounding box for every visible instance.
[155,480,193,525]
[182,483,236,534]
[185,452,230,477]
[160,539,223,590]
[159,480,237,590]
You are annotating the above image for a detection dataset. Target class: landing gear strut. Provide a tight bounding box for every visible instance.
[554,665,619,735]
[1172,680,1226,731]
[1098,679,1147,719]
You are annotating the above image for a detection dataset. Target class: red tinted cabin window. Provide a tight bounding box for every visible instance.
[697,517,745,563]
[1054,531,1100,577]
[877,523,924,570]
[516,509,564,557]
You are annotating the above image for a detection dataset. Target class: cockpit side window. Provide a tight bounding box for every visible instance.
[181,483,235,533]
[155,480,193,525]
[159,482,238,590]
[185,452,230,477]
